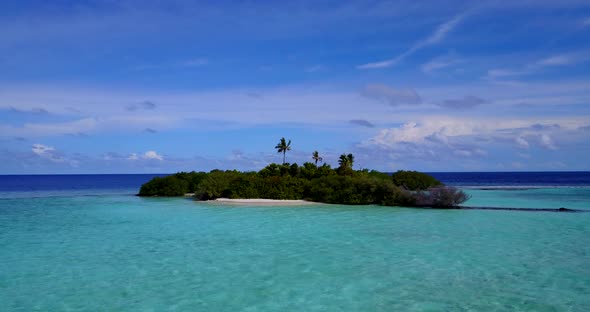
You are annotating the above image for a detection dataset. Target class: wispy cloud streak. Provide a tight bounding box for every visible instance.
[486,50,590,80]
[357,14,465,69]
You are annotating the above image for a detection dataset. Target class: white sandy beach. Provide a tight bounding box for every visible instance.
[211,198,317,206]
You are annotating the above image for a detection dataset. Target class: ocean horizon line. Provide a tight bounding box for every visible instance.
[1,170,590,176]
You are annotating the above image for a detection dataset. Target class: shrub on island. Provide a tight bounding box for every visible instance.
[138,175,189,196]
[414,186,470,208]
[138,163,469,208]
[391,170,443,191]
[138,171,207,196]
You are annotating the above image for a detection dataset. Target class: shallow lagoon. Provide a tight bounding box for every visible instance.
[1,185,589,311]
[463,187,590,210]
[0,185,590,311]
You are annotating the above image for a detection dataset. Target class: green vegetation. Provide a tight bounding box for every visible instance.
[337,153,355,176]
[138,171,207,196]
[138,163,469,208]
[391,170,443,190]
[138,139,469,208]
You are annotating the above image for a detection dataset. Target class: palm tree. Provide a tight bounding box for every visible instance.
[347,153,354,169]
[312,151,323,167]
[338,154,349,169]
[275,137,292,164]
[338,153,354,169]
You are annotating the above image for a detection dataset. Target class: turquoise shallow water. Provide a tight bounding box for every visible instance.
[463,187,590,210]
[1,187,590,311]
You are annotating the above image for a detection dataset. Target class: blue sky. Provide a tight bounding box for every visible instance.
[1,0,590,173]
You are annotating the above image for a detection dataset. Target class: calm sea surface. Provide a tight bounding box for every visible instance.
[1,173,589,311]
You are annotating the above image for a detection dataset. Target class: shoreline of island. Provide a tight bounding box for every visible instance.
[209,198,318,206]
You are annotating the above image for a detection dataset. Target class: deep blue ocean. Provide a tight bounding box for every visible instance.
[1,172,589,311]
[430,171,590,188]
[0,174,165,193]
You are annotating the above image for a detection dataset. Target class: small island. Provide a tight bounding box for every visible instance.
[138,138,469,208]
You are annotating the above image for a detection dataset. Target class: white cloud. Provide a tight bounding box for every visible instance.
[32,144,56,156]
[364,117,584,149]
[487,51,590,80]
[357,58,403,70]
[0,115,177,138]
[32,143,65,162]
[537,55,572,66]
[421,55,460,74]
[453,148,486,157]
[540,134,557,150]
[143,151,163,161]
[422,15,463,46]
[371,122,427,145]
[1,79,590,140]
[358,14,465,69]
[351,115,590,171]
[368,118,495,146]
[536,53,589,66]
[515,137,529,149]
[126,151,163,161]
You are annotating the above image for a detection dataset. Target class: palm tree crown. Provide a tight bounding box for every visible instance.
[275,137,292,164]
[338,153,354,169]
[312,151,323,166]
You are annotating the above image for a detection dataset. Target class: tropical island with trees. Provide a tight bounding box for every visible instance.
[138,138,469,208]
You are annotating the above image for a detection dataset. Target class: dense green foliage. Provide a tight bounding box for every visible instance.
[336,153,355,176]
[138,171,207,196]
[391,170,443,190]
[138,164,468,208]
